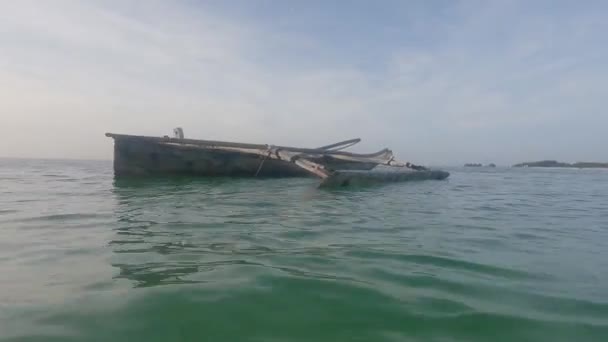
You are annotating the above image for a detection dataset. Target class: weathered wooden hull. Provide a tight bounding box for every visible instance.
[109,134,376,177]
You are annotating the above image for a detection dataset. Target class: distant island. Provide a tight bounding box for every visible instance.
[464,163,496,167]
[513,160,608,168]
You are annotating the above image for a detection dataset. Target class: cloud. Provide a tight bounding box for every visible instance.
[1,0,606,165]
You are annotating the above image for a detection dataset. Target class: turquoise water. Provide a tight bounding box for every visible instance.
[1,159,607,341]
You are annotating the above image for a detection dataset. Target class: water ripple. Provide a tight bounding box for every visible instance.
[2,161,608,341]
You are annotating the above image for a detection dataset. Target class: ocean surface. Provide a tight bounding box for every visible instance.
[1,158,607,341]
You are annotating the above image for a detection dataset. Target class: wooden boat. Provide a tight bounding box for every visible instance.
[105,128,449,187]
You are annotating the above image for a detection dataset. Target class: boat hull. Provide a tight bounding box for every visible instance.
[320,169,450,187]
[110,135,377,177]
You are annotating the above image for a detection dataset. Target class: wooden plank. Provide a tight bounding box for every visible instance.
[272,149,331,179]
[106,133,392,160]
[315,138,361,151]
[158,142,402,169]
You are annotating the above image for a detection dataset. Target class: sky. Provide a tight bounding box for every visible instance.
[1,0,606,165]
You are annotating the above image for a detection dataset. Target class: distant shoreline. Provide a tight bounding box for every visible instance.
[464,163,496,168]
[513,160,608,169]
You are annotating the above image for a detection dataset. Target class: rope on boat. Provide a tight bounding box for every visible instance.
[254,150,272,177]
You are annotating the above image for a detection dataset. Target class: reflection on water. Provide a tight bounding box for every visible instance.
[110,177,354,288]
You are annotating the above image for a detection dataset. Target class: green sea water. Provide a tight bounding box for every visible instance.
[1,159,607,341]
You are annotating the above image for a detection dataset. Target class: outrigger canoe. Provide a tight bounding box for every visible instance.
[105,128,449,187]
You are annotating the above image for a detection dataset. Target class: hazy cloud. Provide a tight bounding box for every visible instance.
[1,0,606,165]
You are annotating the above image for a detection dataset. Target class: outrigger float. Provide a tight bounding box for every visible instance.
[105,128,449,187]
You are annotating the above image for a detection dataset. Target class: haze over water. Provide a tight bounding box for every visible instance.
[1,159,607,341]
